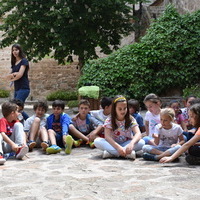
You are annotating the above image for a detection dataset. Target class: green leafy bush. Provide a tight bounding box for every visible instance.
[46,91,78,101]
[67,100,79,108]
[183,85,200,98]
[0,90,10,98]
[79,5,200,101]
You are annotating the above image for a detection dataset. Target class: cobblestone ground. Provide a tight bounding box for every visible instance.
[0,147,199,200]
[0,105,199,200]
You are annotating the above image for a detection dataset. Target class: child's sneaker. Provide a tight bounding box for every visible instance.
[65,135,73,154]
[46,145,62,154]
[126,150,136,160]
[88,141,95,148]
[102,150,115,159]
[27,140,36,152]
[16,146,29,160]
[0,153,6,165]
[41,141,49,151]
[3,152,16,160]
[73,139,83,147]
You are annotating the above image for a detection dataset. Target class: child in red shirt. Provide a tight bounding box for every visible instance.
[0,102,28,165]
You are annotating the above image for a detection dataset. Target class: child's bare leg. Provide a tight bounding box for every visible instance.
[39,127,49,142]
[48,129,57,145]
[23,132,28,146]
[156,151,171,160]
[69,124,89,142]
[39,127,49,151]
[156,145,181,160]
[29,117,40,141]
[46,129,62,154]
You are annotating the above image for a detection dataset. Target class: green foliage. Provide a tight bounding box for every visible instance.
[0,90,10,98]
[46,91,78,101]
[79,5,200,101]
[0,0,145,65]
[67,100,79,108]
[183,85,200,98]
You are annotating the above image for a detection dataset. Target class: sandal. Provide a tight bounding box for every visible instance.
[41,141,49,151]
[27,140,36,152]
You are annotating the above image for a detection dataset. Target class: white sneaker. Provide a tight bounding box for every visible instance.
[126,150,136,160]
[16,146,29,160]
[102,150,115,159]
[0,154,6,165]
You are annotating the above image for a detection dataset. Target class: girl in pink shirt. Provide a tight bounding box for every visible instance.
[94,95,145,160]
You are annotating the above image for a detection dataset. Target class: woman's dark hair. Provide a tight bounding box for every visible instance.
[189,103,200,128]
[111,95,131,130]
[11,44,26,66]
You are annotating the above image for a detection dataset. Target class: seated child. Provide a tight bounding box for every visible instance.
[0,102,28,164]
[94,95,145,160]
[143,93,162,145]
[128,99,146,133]
[160,103,200,165]
[46,100,89,154]
[71,99,101,148]
[24,101,49,151]
[10,98,29,124]
[181,95,196,130]
[142,108,185,161]
[46,100,72,154]
[89,97,112,141]
[169,100,187,131]
[182,98,200,141]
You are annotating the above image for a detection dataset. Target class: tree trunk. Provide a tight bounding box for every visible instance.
[78,56,84,75]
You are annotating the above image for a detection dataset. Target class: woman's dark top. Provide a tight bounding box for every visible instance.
[11,58,29,91]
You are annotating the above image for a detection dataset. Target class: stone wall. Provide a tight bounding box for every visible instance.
[145,0,200,20]
[172,0,200,14]
[29,59,80,100]
[0,46,11,90]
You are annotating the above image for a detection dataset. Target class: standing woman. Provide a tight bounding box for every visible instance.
[6,44,30,102]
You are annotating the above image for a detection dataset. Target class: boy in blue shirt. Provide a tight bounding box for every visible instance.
[128,99,146,133]
[46,100,72,154]
[46,100,90,154]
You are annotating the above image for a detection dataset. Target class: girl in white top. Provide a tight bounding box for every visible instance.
[143,93,162,145]
[160,103,200,165]
[142,108,185,161]
[94,95,145,160]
